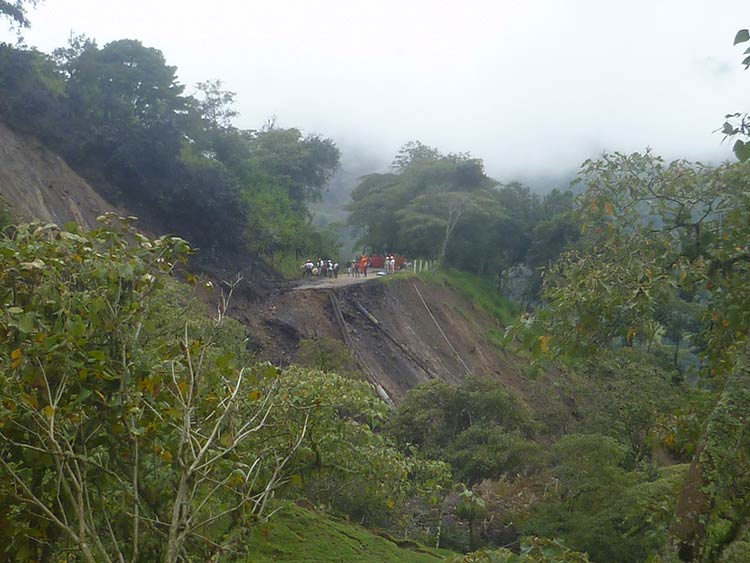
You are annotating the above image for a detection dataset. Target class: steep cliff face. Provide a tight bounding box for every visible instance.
[234,277,532,404]
[0,122,115,228]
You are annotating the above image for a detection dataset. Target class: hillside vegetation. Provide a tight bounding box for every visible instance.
[0,34,341,269]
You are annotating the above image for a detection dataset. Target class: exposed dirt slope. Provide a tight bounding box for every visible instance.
[0,122,117,228]
[234,276,528,404]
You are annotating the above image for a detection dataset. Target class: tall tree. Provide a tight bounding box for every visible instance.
[247,127,340,209]
[349,142,511,267]
[65,39,188,188]
[530,151,750,561]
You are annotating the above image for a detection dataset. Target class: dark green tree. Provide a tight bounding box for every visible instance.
[65,39,188,189]
[247,127,340,209]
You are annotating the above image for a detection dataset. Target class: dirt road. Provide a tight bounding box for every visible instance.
[294,269,393,290]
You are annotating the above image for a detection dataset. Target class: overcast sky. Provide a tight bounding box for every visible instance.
[6,0,749,182]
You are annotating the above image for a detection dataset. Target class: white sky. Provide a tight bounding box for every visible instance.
[5,0,750,181]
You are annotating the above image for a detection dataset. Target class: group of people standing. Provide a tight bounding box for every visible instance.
[301,258,340,278]
[383,254,398,274]
[301,254,402,279]
[347,255,372,277]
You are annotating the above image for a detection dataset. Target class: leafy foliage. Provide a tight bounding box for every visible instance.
[295,336,360,375]
[390,378,540,484]
[0,217,300,562]
[274,368,451,526]
[448,536,590,563]
[0,0,39,29]
[348,144,498,264]
[513,150,750,562]
[528,152,750,368]
[349,143,577,294]
[0,217,451,560]
[523,435,687,563]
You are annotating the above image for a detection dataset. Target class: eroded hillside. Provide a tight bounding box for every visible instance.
[0,122,115,228]
[234,276,531,404]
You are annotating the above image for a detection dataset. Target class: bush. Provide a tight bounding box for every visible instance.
[390,377,537,483]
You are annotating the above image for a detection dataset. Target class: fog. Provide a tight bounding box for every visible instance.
[6,0,749,183]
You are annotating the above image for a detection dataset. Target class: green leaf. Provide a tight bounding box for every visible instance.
[16,314,36,334]
[68,318,86,338]
[734,29,750,45]
[59,231,87,243]
[734,140,750,162]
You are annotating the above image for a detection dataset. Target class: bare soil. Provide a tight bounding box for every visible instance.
[0,122,116,228]
[233,274,529,404]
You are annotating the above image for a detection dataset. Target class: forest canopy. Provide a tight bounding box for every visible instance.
[0,36,341,264]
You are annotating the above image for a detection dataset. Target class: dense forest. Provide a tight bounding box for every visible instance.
[1,3,749,563]
[0,19,342,269]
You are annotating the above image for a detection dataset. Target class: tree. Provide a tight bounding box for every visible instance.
[526,151,750,561]
[390,378,539,484]
[398,189,502,267]
[348,143,500,262]
[392,140,442,171]
[0,44,66,142]
[0,217,304,562]
[0,0,40,29]
[65,39,189,191]
[194,79,238,130]
[272,367,451,526]
[534,151,730,355]
[247,127,340,208]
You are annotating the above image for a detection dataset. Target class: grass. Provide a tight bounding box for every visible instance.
[419,268,516,327]
[241,502,453,563]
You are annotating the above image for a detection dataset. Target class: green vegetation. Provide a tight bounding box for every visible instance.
[0,37,341,267]
[0,0,38,29]
[348,142,577,302]
[421,269,516,326]
[447,537,590,563]
[244,502,451,563]
[0,218,449,562]
[0,197,11,229]
[505,149,750,560]
[3,12,750,563]
[295,336,361,376]
[390,378,541,485]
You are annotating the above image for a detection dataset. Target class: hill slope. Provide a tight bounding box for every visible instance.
[245,503,451,563]
[0,122,116,228]
[235,276,531,404]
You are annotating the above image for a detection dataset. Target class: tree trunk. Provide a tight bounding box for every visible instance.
[166,473,190,563]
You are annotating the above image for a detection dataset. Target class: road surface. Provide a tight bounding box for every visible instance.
[294,268,395,290]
